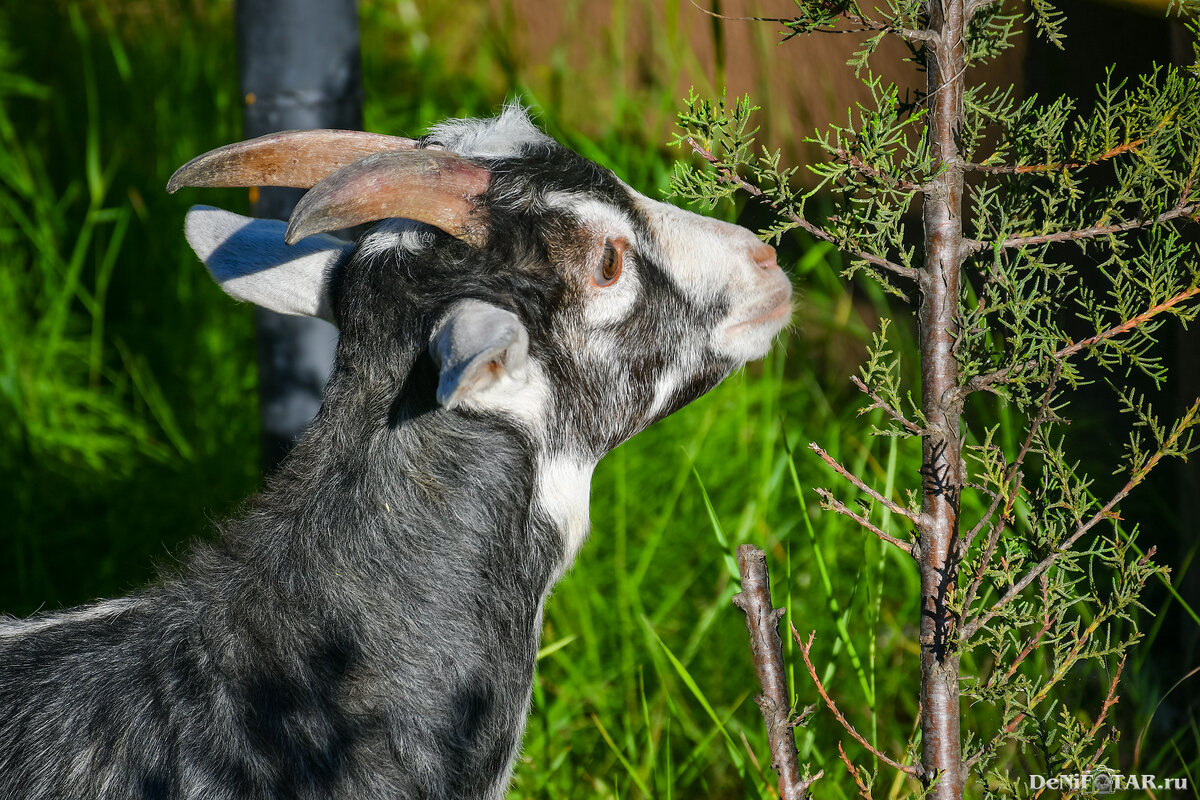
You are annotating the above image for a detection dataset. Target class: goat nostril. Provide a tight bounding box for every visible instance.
[751,243,779,272]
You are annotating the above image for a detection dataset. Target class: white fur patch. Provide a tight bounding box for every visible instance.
[357,218,437,260]
[711,292,793,363]
[458,358,552,434]
[0,597,142,638]
[426,102,553,159]
[184,205,350,322]
[629,193,757,307]
[535,455,595,574]
[645,362,692,422]
[545,194,638,242]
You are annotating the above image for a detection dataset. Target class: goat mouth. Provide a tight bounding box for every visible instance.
[726,293,793,336]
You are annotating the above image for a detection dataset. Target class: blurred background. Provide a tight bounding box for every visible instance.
[0,0,1195,796]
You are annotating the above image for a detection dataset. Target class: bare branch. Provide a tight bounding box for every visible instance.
[851,375,929,435]
[815,488,918,555]
[795,627,920,776]
[965,203,1198,253]
[810,442,921,523]
[684,137,919,291]
[732,546,818,800]
[960,285,1200,397]
[838,742,875,800]
[916,0,971,787]
[798,768,824,798]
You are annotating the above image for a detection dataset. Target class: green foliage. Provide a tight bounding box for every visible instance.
[0,21,161,475]
[858,319,929,444]
[964,66,1200,242]
[780,0,874,39]
[672,0,1200,797]
[0,1,258,610]
[965,4,1022,67]
[1027,0,1070,48]
[670,91,766,210]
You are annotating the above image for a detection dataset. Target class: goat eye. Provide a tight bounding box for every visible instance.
[594,239,623,287]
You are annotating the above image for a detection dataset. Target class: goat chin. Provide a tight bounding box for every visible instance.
[0,102,794,799]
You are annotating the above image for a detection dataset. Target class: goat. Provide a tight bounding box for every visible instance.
[0,104,792,799]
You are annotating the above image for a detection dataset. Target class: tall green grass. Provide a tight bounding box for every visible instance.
[0,2,1195,797]
[0,2,256,611]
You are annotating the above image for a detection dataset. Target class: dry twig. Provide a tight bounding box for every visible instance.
[814,488,916,555]
[794,627,919,776]
[732,546,821,800]
[838,742,875,800]
[810,442,921,524]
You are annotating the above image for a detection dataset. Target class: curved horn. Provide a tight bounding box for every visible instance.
[284,150,491,247]
[166,130,418,194]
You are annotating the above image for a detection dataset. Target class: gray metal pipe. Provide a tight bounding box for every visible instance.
[235,0,363,472]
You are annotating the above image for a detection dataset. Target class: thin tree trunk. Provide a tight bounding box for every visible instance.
[919,0,967,794]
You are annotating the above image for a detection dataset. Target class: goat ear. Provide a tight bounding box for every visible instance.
[429,299,530,409]
[184,205,350,322]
